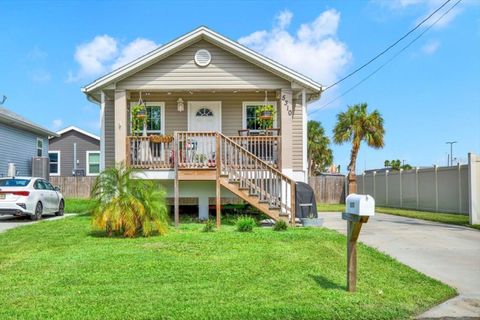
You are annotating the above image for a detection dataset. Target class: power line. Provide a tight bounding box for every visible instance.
[308,0,462,117]
[323,0,452,91]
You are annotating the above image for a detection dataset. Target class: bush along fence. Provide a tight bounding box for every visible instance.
[49,176,96,198]
[308,173,346,204]
[357,153,480,224]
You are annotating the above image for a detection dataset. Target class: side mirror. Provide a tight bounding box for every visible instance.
[54,186,61,192]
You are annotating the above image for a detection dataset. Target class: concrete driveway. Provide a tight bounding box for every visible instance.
[319,212,480,319]
[0,214,73,233]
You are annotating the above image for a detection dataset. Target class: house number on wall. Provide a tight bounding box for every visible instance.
[282,94,292,116]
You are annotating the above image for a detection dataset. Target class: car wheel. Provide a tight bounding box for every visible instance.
[30,202,42,221]
[55,200,64,216]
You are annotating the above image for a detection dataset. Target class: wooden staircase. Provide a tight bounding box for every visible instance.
[217,133,296,223]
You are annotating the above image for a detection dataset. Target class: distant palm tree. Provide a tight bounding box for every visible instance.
[91,164,169,237]
[333,103,385,193]
[307,120,333,176]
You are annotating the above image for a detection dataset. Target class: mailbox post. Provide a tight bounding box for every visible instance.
[342,194,375,292]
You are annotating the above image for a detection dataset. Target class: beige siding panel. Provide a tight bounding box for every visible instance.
[128,92,277,136]
[292,100,303,171]
[104,96,115,168]
[117,40,290,90]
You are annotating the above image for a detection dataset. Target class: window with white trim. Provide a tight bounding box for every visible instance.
[36,138,43,157]
[86,151,100,176]
[242,102,277,130]
[48,151,60,176]
[130,102,165,135]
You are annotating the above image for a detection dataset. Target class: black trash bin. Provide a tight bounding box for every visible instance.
[295,182,318,218]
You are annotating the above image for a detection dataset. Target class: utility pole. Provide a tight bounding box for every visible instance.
[445,141,457,166]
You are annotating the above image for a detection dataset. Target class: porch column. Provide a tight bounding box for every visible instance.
[280,88,293,174]
[100,91,106,171]
[198,195,209,220]
[114,90,128,165]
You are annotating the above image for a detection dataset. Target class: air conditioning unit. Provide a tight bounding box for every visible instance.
[32,157,50,180]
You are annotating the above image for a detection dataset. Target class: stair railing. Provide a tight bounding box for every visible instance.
[218,133,295,221]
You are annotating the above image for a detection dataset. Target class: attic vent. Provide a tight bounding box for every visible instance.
[194,49,211,67]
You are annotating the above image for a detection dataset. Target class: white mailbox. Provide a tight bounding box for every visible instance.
[345,194,375,216]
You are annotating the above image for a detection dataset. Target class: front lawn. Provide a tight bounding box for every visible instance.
[317,203,479,230]
[0,213,455,319]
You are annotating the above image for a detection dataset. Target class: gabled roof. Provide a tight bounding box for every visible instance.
[0,106,58,137]
[82,26,323,97]
[54,126,100,141]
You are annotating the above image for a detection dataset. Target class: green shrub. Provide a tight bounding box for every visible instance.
[273,219,288,231]
[202,219,216,232]
[235,216,256,232]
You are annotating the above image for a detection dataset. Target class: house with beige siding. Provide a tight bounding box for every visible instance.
[81,26,322,225]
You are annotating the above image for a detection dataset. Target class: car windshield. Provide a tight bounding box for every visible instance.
[0,179,31,187]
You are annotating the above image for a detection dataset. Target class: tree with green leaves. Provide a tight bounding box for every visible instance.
[385,159,413,171]
[91,164,169,237]
[333,103,385,193]
[307,120,333,176]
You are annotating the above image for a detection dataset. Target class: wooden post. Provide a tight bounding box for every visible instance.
[216,133,221,228]
[342,213,369,292]
[174,132,179,228]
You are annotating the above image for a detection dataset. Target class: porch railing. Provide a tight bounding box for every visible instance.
[127,133,281,170]
[126,136,174,169]
[229,136,280,167]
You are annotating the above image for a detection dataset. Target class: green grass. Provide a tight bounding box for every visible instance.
[317,203,479,230]
[0,211,455,319]
[64,198,96,214]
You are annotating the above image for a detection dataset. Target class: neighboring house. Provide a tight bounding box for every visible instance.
[0,106,57,177]
[81,26,323,222]
[48,126,100,177]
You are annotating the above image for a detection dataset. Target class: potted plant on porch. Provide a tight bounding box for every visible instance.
[256,105,276,130]
[131,104,147,136]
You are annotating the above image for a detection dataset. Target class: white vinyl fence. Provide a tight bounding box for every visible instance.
[358,153,480,221]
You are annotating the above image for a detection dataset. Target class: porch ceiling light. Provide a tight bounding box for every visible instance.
[177,98,184,112]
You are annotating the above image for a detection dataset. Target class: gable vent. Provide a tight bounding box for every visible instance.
[194,49,211,67]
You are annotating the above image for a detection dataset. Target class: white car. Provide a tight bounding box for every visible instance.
[0,177,64,220]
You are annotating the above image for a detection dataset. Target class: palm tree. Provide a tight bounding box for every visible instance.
[307,120,333,176]
[333,103,385,193]
[91,164,169,237]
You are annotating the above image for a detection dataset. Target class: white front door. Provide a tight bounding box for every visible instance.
[188,101,221,132]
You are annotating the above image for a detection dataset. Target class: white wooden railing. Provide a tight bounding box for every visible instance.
[219,133,295,218]
[127,134,280,169]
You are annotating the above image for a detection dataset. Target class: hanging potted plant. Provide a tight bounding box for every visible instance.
[256,105,276,129]
[131,104,147,136]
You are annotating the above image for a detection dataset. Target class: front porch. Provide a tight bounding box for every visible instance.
[126,132,281,170]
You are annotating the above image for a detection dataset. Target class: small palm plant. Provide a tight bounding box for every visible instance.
[91,164,169,237]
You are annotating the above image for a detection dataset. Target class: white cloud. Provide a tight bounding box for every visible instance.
[71,35,118,80]
[68,36,159,82]
[421,39,440,54]
[51,119,63,130]
[111,38,158,70]
[239,9,351,90]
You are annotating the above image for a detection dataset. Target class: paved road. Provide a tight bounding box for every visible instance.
[0,214,73,233]
[319,212,480,319]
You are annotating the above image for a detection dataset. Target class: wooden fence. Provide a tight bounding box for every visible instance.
[49,176,96,199]
[309,174,346,204]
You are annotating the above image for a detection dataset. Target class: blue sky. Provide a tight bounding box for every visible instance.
[1,0,479,172]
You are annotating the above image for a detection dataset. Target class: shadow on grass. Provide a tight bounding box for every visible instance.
[309,274,345,290]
